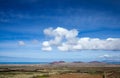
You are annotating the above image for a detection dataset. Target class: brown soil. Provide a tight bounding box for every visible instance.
[49,73,102,78]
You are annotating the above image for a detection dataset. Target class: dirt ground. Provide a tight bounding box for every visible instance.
[0,64,120,78]
[49,73,102,78]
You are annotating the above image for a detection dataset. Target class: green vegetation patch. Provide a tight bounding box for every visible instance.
[32,74,50,78]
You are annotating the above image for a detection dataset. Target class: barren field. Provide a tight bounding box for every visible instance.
[49,73,102,78]
[0,63,120,78]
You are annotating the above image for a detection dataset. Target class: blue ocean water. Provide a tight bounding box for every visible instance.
[0,62,49,64]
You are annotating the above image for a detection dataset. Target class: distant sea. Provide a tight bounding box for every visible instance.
[106,62,120,65]
[0,62,49,64]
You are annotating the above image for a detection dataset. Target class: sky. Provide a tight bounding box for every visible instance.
[0,0,120,62]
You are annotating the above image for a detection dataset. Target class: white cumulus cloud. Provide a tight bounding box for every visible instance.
[42,27,120,51]
[18,41,25,46]
[99,54,111,58]
[42,46,52,51]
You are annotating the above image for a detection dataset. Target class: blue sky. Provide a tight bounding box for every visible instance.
[0,0,120,62]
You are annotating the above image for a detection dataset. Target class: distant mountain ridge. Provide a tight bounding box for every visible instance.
[88,61,103,63]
